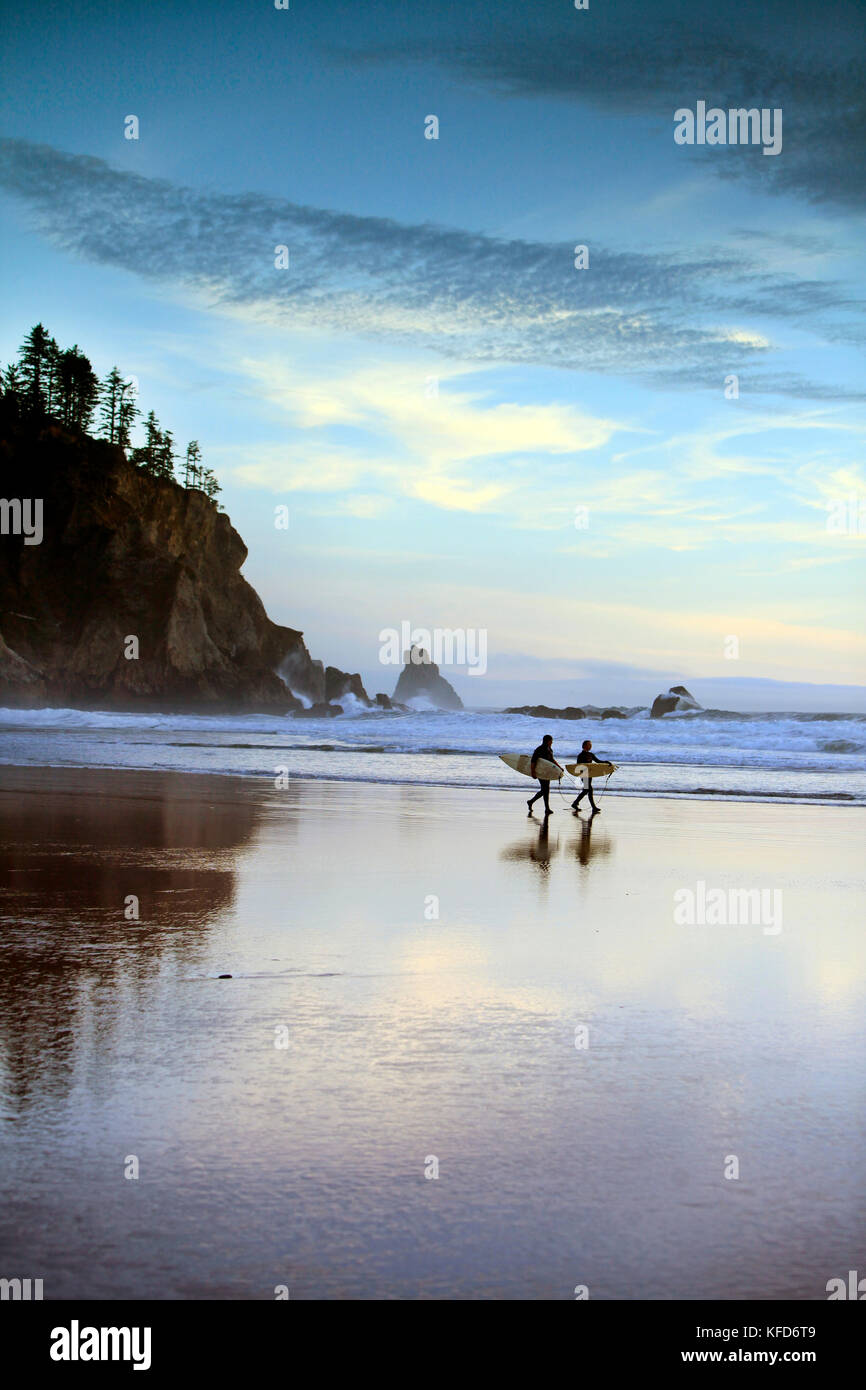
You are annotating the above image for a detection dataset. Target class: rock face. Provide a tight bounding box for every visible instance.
[650,685,702,718]
[0,417,368,712]
[325,666,369,706]
[392,646,464,710]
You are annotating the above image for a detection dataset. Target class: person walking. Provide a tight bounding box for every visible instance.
[527,734,563,816]
[571,739,604,815]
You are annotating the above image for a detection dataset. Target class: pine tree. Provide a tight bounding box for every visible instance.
[43,337,61,417]
[117,382,138,451]
[18,322,51,416]
[99,366,127,443]
[0,363,22,421]
[155,428,176,480]
[131,411,164,475]
[184,440,202,488]
[2,362,22,395]
[200,467,221,502]
[57,346,99,432]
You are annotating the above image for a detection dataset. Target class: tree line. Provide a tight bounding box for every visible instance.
[0,323,221,500]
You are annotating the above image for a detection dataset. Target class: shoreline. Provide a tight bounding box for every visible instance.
[0,760,861,809]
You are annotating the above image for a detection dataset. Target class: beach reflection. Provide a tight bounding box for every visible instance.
[0,769,261,1112]
[499,811,613,877]
[571,814,613,866]
[499,818,561,873]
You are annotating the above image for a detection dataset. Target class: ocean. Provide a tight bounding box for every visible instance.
[1,702,864,805]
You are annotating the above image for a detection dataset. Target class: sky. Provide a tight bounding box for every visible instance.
[1,0,864,710]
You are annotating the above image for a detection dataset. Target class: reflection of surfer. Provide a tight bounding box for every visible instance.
[527,734,563,817]
[571,739,604,816]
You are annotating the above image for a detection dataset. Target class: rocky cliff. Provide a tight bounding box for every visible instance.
[0,416,368,712]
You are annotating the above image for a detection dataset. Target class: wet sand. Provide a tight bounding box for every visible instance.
[0,765,863,1299]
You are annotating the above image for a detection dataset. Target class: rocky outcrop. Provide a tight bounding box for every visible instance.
[650,685,702,718]
[392,646,463,710]
[0,416,368,712]
[506,705,585,720]
[325,666,369,706]
[294,702,342,719]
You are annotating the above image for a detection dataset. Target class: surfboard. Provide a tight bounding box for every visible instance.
[565,761,618,779]
[499,752,564,781]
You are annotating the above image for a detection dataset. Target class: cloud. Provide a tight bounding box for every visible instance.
[217,357,624,513]
[337,0,866,208]
[0,137,857,392]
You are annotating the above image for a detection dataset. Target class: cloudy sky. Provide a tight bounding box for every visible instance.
[1,0,864,708]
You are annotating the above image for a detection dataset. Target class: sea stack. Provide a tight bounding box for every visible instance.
[392,646,463,710]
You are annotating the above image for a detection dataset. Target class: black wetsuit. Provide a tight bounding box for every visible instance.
[528,744,556,812]
[572,750,603,812]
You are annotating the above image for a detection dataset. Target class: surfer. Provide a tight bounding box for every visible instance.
[571,739,604,815]
[527,734,563,816]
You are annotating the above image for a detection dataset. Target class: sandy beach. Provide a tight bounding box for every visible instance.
[0,765,863,1299]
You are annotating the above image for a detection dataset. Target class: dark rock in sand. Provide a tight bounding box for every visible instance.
[650,685,702,718]
[375,692,393,709]
[392,646,463,710]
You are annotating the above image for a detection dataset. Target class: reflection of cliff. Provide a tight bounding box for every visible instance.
[0,768,262,1111]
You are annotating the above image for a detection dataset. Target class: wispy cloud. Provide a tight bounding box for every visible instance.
[0,138,858,392]
[337,0,866,208]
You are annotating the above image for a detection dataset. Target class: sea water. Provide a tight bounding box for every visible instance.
[0,703,864,805]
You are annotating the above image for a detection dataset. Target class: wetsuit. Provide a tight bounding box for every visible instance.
[572,750,603,812]
[528,743,555,813]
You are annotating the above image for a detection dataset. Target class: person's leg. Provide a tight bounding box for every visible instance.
[587,782,599,813]
[541,779,551,813]
[572,782,587,809]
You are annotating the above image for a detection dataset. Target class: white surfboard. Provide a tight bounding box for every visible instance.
[565,760,618,780]
[499,752,564,781]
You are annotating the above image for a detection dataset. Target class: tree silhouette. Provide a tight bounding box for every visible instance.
[56,346,99,431]
[2,324,220,499]
[184,440,202,488]
[99,366,127,444]
[43,336,61,416]
[155,428,176,480]
[117,381,138,450]
[18,323,51,416]
[199,467,221,501]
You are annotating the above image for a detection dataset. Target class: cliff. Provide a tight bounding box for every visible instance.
[0,416,368,712]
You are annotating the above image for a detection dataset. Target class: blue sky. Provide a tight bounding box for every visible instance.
[1,0,864,708]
